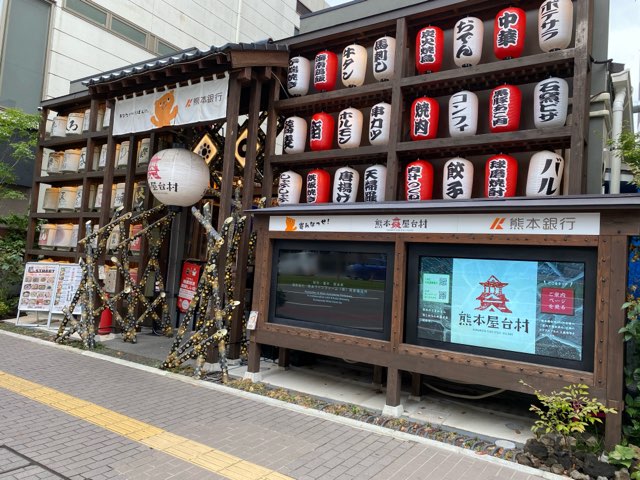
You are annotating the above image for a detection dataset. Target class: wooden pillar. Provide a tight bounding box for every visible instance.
[411,373,422,399]
[247,217,270,375]
[218,71,242,227]
[278,348,290,369]
[373,365,385,386]
[384,368,402,415]
[262,77,281,202]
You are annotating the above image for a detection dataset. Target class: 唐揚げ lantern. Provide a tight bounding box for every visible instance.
[411,97,439,141]
[314,50,338,92]
[309,112,335,151]
[416,26,444,74]
[372,36,395,81]
[489,84,521,133]
[342,43,367,88]
[333,166,360,203]
[277,171,303,205]
[526,150,564,196]
[539,0,573,53]
[283,116,307,154]
[494,7,526,60]
[406,160,434,201]
[443,157,474,200]
[533,77,569,129]
[364,164,386,202]
[448,90,478,137]
[369,102,391,145]
[453,17,484,67]
[485,154,518,198]
[287,56,311,96]
[337,107,363,149]
[147,149,209,207]
[306,169,331,204]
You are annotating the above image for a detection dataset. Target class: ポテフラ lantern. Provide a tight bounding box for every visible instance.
[533,77,569,129]
[526,150,564,196]
[489,84,522,133]
[406,160,434,201]
[147,149,209,207]
[283,116,307,154]
[494,7,526,59]
[443,157,474,199]
[448,91,478,137]
[309,112,335,151]
[364,164,386,202]
[369,102,391,145]
[306,169,331,204]
[485,154,518,197]
[373,36,395,81]
[314,50,338,92]
[342,43,367,88]
[333,166,360,203]
[453,17,484,67]
[337,107,363,149]
[278,171,302,205]
[287,56,311,96]
[539,0,573,52]
[411,97,439,141]
[51,116,67,137]
[416,26,444,74]
[66,112,83,136]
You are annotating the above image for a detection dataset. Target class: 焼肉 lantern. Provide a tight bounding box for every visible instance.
[283,116,307,154]
[278,171,302,205]
[333,166,360,203]
[337,107,363,149]
[309,112,334,151]
[306,169,331,204]
[448,91,478,137]
[489,84,522,133]
[416,26,444,74]
[494,7,526,60]
[485,154,518,198]
[287,56,311,96]
[539,0,573,52]
[314,50,338,92]
[342,43,367,88]
[406,160,434,201]
[443,157,474,200]
[533,77,569,129]
[453,17,484,67]
[364,164,386,202]
[372,36,395,81]
[411,97,439,141]
[526,150,564,197]
[369,102,391,145]
[147,149,209,207]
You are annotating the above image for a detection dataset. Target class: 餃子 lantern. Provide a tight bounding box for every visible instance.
[147,149,209,207]
[287,56,311,96]
[337,107,363,149]
[526,150,564,197]
[306,169,331,204]
[416,26,444,74]
[485,154,518,198]
[369,102,391,145]
[489,84,521,133]
[539,0,573,52]
[453,17,484,68]
[364,164,386,202]
[333,166,360,203]
[443,157,474,200]
[449,90,478,137]
[283,116,307,154]
[314,50,338,92]
[494,7,526,60]
[373,36,395,81]
[342,43,367,88]
[278,171,303,205]
[406,160,434,201]
[411,97,439,141]
[533,77,569,129]
[309,112,335,151]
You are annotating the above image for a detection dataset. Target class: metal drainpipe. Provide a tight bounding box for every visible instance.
[610,87,627,194]
[235,0,244,43]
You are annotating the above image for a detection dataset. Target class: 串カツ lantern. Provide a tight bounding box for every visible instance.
[494,7,526,60]
[533,77,569,129]
[309,112,334,151]
[485,154,518,198]
[489,84,522,133]
[364,164,386,202]
[526,150,564,197]
[306,169,331,204]
[147,149,209,207]
[539,0,573,53]
[283,116,307,154]
[448,91,478,137]
[337,107,363,149]
[416,26,444,74]
[411,97,439,141]
[333,166,360,203]
[406,160,434,201]
[314,50,338,92]
[443,157,474,200]
[342,43,367,88]
[369,102,391,145]
[372,36,395,81]
[287,56,311,96]
[453,17,484,68]
[277,171,303,205]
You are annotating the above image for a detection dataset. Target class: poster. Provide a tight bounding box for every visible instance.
[17,263,59,312]
[51,264,83,314]
[177,262,201,313]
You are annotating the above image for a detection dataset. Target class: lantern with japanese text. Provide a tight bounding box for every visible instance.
[287,56,311,96]
[369,102,391,145]
[488,84,521,133]
[372,36,395,81]
[494,7,526,60]
[364,164,386,202]
[526,150,564,197]
[314,50,338,92]
[485,154,518,198]
[306,169,331,204]
[448,91,478,137]
[533,77,569,129]
[411,97,439,141]
[309,112,334,151]
[342,43,367,88]
[147,149,209,207]
[333,166,360,203]
[443,157,474,200]
[337,107,363,149]
[453,17,484,68]
[283,116,307,154]
[415,26,444,74]
[539,0,573,52]
[278,171,303,205]
[405,160,434,201]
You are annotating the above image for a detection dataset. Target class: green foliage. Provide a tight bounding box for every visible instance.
[622,287,640,444]
[0,213,27,318]
[0,107,40,199]
[610,130,640,188]
[609,444,637,468]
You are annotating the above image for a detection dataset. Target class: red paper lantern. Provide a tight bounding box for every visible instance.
[410,97,439,141]
[309,112,335,151]
[494,7,526,60]
[415,26,444,74]
[405,160,434,201]
[314,50,338,92]
[306,169,331,204]
[488,84,521,133]
[485,154,518,198]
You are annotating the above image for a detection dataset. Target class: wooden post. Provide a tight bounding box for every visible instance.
[384,367,402,415]
[262,77,281,202]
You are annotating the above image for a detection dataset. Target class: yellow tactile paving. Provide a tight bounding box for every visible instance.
[0,370,293,480]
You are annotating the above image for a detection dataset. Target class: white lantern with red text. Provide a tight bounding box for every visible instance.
[278,171,303,205]
[526,150,564,197]
[364,164,386,202]
[306,169,331,204]
[449,91,478,137]
[539,0,573,52]
[489,84,522,133]
[333,166,359,203]
[453,17,484,67]
[443,157,474,200]
[283,116,307,154]
[372,36,395,81]
[369,102,391,145]
[485,154,518,198]
[147,149,209,207]
[287,56,311,96]
[337,107,363,149]
[342,44,367,88]
[494,7,526,60]
[533,77,569,129]
[406,160,434,201]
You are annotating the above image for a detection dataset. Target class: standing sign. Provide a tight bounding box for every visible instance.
[177,262,201,313]
[51,264,83,315]
[17,263,59,313]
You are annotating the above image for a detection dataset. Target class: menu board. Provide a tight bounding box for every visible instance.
[17,263,59,312]
[51,264,82,314]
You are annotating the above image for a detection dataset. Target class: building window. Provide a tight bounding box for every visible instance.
[66,0,106,25]
[111,17,146,46]
[157,41,178,57]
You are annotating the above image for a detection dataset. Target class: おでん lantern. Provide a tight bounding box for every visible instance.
[406,160,434,201]
[306,169,331,204]
[448,91,478,137]
[494,7,526,59]
[364,164,386,202]
[372,36,395,81]
[485,154,518,198]
[443,157,473,200]
[337,107,363,149]
[283,116,307,154]
[416,26,444,74]
[314,50,338,92]
[533,77,569,129]
[489,84,521,133]
[411,97,439,141]
[287,56,311,96]
[369,102,391,145]
[333,166,359,203]
[453,17,484,68]
[309,112,334,151]
[342,44,367,88]
[526,150,564,197]
[147,149,209,207]
[277,171,302,205]
[539,0,573,52]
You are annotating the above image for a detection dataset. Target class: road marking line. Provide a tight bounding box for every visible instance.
[0,370,292,480]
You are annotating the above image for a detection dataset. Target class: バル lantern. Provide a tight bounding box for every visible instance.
[406,160,434,201]
[533,77,569,129]
[309,112,334,151]
[373,36,395,81]
[411,97,439,141]
[416,26,444,74]
[443,157,474,200]
[342,43,367,87]
[489,84,521,133]
[278,171,303,205]
[494,7,526,60]
[448,91,478,137]
[526,150,564,197]
[314,50,338,92]
[147,149,209,207]
[337,107,363,149]
[287,56,311,96]
[364,164,386,202]
[485,154,518,198]
[333,166,359,203]
[283,116,307,154]
[306,169,331,204]
[453,17,484,67]
[539,0,573,52]
[369,102,391,145]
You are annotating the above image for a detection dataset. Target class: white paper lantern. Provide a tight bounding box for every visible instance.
[448,91,478,137]
[287,56,311,96]
[333,166,359,203]
[277,171,302,205]
[369,102,391,145]
[66,113,84,136]
[337,107,363,149]
[283,116,307,154]
[539,0,573,53]
[373,36,395,81]
[364,164,386,202]
[453,17,484,67]
[341,44,367,88]
[443,157,474,199]
[533,77,569,129]
[51,116,67,137]
[526,150,564,196]
[147,149,209,207]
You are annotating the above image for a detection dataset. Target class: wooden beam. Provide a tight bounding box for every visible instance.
[262,76,281,201]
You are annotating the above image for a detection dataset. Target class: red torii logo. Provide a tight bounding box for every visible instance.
[476,275,512,313]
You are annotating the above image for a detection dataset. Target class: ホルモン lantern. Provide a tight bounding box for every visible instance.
[411,97,439,141]
[333,166,360,203]
[307,169,331,204]
[337,107,363,149]
[364,164,386,202]
[539,0,573,53]
[283,116,307,154]
[287,56,311,96]
[485,154,518,198]
[453,17,484,68]
[314,50,338,92]
[494,7,526,60]
[449,91,478,137]
[406,160,434,201]
[526,150,564,197]
[373,36,395,81]
[489,84,521,133]
[278,171,303,205]
[533,77,569,129]
[342,43,367,88]
[416,26,444,74]
[147,149,209,207]
[443,157,474,200]
[309,112,334,151]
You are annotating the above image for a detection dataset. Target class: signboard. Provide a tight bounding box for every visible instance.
[51,264,82,314]
[177,261,201,313]
[17,263,59,312]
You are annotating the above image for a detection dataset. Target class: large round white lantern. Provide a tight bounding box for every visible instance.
[526,150,564,197]
[277,171,302,205]
[369,102,391,145]
[453,17,484,67]
[539,0,573,53]
[337,107,363,149]
[373,36,395,81]
[333,166,359,203]
[448,91,478,137]
[287,56,311,96]
[342,43,367,88]
[443,157,474,199]
[147,149,209,207]
[283,116,307,154]
[533,77,569,129]
[364,164,386,202]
